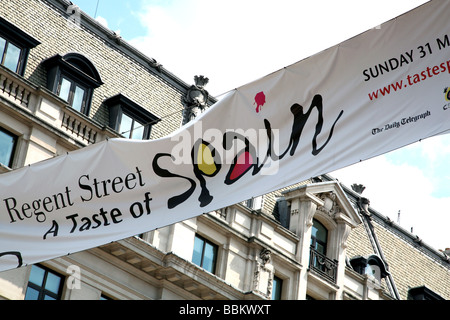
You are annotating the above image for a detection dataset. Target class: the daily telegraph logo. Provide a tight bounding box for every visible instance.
[153,92,344,209]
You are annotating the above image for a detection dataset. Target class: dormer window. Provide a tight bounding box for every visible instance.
[104,94,160,140]
[0,17,40,75]
[350,254,389,284]
[43,53,102,116]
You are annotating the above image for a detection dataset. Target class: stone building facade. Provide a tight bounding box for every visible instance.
[0,0,448,301]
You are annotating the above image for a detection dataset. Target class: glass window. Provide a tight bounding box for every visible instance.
[72,85,85,112]
[192,235,218,274]
[0,37,6,59]
[131,120,145,140]
[3,42,21,72]
[119,113,145,140]
[58,77,71,101]
[0,127,17,168]
[119,113,133,137]
[25,265,64,300]
[0,35,22,73]
[57,76,88,114]
[272,276,283,300]
[310,219,328,255]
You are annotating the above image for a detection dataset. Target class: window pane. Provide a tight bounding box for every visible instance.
[71,85,85,112]
[0,37,6,59]
[28,265,45,287]
[130,120,145,140]
[202,242,216,273]
[312,220,327,243]
[44,295,56,300]
[45,272,62,294]
[3,42,21,72]
[0,128,17,167]
[24,287,40,300]
[272,276,282,300]
[59,78,71,101]
[192,236,204,267]
[119,113,133,137]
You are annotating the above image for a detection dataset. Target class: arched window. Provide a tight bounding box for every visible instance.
[43,53,102,116]
[310,219,328,255]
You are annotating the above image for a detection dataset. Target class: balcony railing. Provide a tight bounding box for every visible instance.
[309,248,338,284]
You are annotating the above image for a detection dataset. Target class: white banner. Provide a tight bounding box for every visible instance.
[1,0,450,272]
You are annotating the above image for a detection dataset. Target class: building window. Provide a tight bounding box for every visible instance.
[309,219,338,283]
[57,76,88,114]
[43,53,102,116]
[192,234,218,274]
[0,18,40,75]
[272,276,283,300]
[349,254,389,285]
[310,219,328,255]
[104,94,160,140]
[0,127,18,168]
[0,37,21,72]
[24,265,64,300]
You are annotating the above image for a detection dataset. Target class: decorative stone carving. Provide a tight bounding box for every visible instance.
[253,248,274,298]
[182,75,210,124]
[317,192,341,217]
[260,248,271,266]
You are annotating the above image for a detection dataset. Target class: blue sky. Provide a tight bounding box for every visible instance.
[72,0,449,251]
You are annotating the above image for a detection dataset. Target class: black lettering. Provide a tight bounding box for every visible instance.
[110,208,123,224]
[111,176,124,193]
[32,199,46,222]
[129,201,144,218]
[0,251,23,268]
[78,175,93,202]
[152,153,196,209]
[43,220,59,240]
[129,192,153,218]
[437,34,450,50]
[135,167,145,187]
[363,69,371,81]
[66,214,79,233]
[3,197,22,223]
[98,207,110,226]
[79,217,91,231]
[91,213,102,229]
[100,179,111,197]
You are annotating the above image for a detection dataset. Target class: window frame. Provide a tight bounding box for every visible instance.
[310,219,328,255]
[104,94,160,140]
[272,275,283,300]
[0,126,18,168]
[192,234,218,274]
[43,53,102,116]
[25,264,64,300]
[57,74,90,114]
[0,18,40,76]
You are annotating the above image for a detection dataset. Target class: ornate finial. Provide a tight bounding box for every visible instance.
[194,75,209,88]
[351,183,366,194]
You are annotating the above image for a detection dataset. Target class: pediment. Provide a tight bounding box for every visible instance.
[282,181,362,227]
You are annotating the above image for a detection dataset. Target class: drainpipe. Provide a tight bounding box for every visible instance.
[358,196,401,300]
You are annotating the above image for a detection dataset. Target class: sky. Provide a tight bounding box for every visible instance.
[72,0,449,251]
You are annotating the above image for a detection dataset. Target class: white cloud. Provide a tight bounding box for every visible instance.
[95,16,109,28]
[128,0,450,250]
[130,0,429,96]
